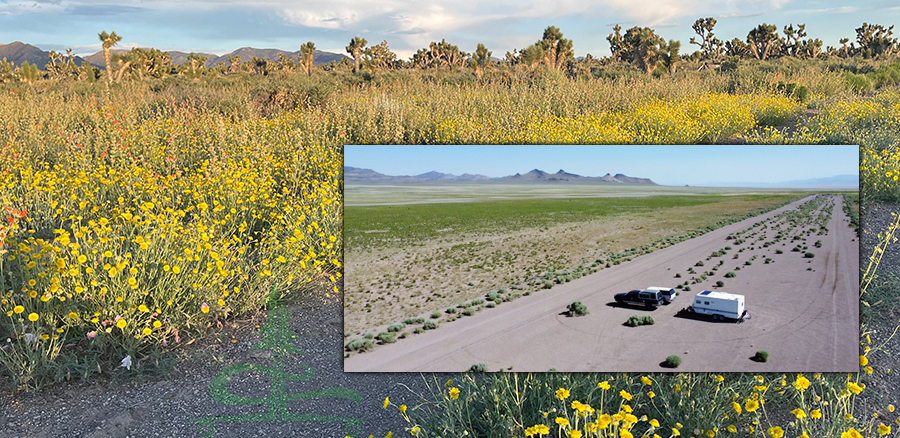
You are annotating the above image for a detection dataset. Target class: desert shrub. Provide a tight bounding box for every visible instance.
[567,301,589,317]
[377,331,397,344]
[462,308,474,316]
[665,355,682,368]
[446,307,457,314]
[469,362,489,372]
[684,286,692,291]
[413,328,424,334]
[346,338,375,352]
[745,261,752,265]
[724,271,736,278]
[431,311,441,319]
[695,260,705,267]
[423,320,439,330]
[388,323,406,332]
[776,249,783,254]
[486,291,499,301]
[815,240,822,248]
[715,280,724,287]
[804,252,815,258]
[843,71,873,94]
[754,351,769,363]
[364,332,375,339]
[626,315,655,327]
[675,273,682,278]
[403,317,425,325]
[471,299,484,306]
[486,302,496,308]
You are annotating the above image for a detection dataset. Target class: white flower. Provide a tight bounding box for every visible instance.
[120,355,132,370]
[22,333,37,344]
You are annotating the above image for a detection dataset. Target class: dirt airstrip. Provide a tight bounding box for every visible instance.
[344,195,859,372]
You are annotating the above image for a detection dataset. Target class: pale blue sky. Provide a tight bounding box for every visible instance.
[1,1,898,60]
[344,144,859,186]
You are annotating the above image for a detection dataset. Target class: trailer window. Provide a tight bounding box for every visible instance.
[704,301,710,305]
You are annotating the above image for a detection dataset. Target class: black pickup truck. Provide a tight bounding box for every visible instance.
[614,290,664,309]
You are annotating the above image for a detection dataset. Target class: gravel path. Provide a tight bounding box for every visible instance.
[0,293,454,438]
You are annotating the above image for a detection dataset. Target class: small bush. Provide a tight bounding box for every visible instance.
[446,307,457,314]
[804,252,815,258]
[754,351,769,363]
[346,338,375,352]
[376,331,397,344]
[626,315,655,327]
[388,324,405,332]
[745,261,752,266]
[715,280,724,287]
[431,311,441,319]
[403,318,425,325]
[364,332,375,339]
[486,302,497,308]
[469,362,489,372]
[665,355,682,368]
[486,291,499,301]
[683,286,691,291]
[724,271,736,278]
[775,249,783,254]
[462,308,474,316]
[567,301,589,316]
[423,320,439,330]
[695,261,705,267]
[675,273,682,278]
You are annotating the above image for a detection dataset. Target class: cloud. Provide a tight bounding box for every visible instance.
[65,5,144,16]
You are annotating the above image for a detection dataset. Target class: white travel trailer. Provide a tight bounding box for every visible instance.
[691,290,746,321]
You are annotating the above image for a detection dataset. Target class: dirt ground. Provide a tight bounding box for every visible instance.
[345,195,860,372]
[344,196,799,336]
[0,294,439,438]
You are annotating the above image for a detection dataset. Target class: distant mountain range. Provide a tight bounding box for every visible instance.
[696,174,859,189]
[345,167,657,185]
[0,41,349,69]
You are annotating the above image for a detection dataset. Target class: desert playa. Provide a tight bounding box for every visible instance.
[345,194,858,372]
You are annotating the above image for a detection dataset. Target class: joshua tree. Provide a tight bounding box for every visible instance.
[690,17,723,60]
[746,23,780,60]
[363,40,398,72]
[470,43,492,78]
[856,23,897,58]
[300,41,316,76]
[346,36,367,73]
[98,30,122,83]
[782,23,807,57]
[539,26,574,70]
[18,61,40,85]
[660,39,681,76]
[623,26,665,75]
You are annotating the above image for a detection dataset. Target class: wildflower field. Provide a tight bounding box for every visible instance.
[0,60,897,438]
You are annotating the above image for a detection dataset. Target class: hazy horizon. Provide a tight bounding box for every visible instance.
[345,144,859,187]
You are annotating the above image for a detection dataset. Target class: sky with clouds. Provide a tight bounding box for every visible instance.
[1,0,899,59]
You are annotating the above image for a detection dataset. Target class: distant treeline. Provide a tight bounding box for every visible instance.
[2,20,900,86]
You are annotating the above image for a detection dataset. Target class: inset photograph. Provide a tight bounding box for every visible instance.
[343,144,859,372]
